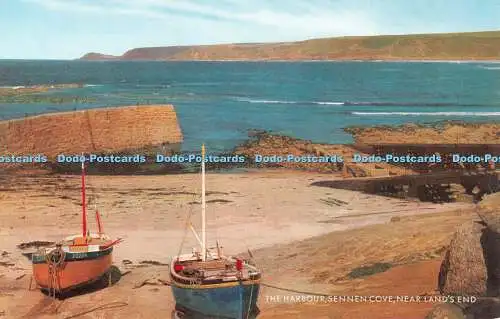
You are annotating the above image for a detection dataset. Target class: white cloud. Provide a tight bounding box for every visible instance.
[113,0,379,36]
[23,0,104,13]
[23,0,171,18]
[23,0,379,38]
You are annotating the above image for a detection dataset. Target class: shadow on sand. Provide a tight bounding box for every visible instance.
[22,266,124,318]
[310,179,369,192]
[40,265,122,300]
[172,307,260,319]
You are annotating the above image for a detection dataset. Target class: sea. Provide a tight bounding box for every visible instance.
[0,60,499,153]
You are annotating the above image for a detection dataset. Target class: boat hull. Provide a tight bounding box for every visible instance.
[32,248,112,292]
[171,281,260,319]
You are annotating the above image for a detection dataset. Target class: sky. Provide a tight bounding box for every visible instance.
[1,0,500,59]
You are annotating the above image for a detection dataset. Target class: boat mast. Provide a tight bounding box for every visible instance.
[201,144,206,261]
[95,202,103,236]
[81,158,87,238]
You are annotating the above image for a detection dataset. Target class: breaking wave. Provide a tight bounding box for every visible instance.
[314,101,345,105]
[478,66,500,70]
[235,97,492,107]
[236,98,345,105]
[351,111,500,116]
[235,98,299,104]
[0,86,26,89]
[2,84,103,88]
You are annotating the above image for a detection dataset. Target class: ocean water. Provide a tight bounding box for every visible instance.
[0,60,499,152]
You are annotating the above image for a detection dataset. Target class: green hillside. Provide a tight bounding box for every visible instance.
[80,31,500,61]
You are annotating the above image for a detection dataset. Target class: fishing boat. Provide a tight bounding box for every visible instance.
[31,160,122,295]
[170,145,261,319]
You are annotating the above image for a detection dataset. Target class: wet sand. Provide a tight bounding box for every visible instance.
[0,171,473,318]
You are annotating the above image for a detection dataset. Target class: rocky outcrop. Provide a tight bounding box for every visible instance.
[425,303,465,319]
[478,194,500,233]
[465,299,500,318]
[0,84,84,96]
[345,123,500,144]
[0,105,183,159]
[0,84,94,105]
[233,131,410,175]
[433,193,500,318]
[478,194,500,297]
[438,221,488,296]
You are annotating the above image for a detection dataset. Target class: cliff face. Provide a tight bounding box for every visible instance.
[121,46,189,60]
[0,105,183,158]
[80,31,500,61]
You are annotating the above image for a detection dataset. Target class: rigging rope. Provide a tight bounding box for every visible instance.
[260,283,332,297]
[156,278,332,298]
[62,301,128,319]
[241,247,332,298]
[176,193,198,259]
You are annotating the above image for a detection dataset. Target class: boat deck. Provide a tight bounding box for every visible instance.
[60,237,111,246]
[171,256,261,284]
[37,235,115,254]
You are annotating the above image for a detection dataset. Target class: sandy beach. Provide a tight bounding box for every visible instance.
[0,171,473,318]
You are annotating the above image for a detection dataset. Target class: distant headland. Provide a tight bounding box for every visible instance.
[79,31,500,61]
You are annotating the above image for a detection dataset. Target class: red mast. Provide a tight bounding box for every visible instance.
[95,208,103,235]
[81,159,87,238]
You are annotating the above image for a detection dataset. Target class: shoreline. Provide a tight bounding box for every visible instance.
[3,58,500,63]
[80,58,500,63]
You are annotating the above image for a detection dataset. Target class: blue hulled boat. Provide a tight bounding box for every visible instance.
[170,145,261,319]
[170,256,261,318]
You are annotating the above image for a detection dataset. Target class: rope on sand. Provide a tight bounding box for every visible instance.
[62,301,128,319]
[260,283,332,297]
[164,277,330,297]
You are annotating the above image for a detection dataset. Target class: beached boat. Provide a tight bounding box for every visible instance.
[170,145,261,319]
[31,161,121,295]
